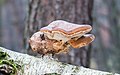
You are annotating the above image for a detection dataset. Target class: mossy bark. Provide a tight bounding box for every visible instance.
[0,47,119,75]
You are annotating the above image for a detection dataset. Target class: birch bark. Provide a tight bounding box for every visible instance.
[0,47,119,75]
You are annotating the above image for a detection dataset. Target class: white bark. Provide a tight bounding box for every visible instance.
[0,47,119,75]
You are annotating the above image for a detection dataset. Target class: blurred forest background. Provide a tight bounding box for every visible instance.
[0,0,120,73]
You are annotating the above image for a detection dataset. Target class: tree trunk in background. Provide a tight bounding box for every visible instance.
[93,0,120,73]
[0,0,27,51]
[24,0,93,67]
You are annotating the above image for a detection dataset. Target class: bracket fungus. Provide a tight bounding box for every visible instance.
[29,20,95,54]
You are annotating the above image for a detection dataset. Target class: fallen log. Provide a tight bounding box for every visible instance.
[0,47,119,75]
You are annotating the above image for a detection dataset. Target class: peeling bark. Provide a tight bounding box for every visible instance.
[0,47,119,75]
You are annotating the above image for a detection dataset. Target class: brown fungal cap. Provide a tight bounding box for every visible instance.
[29,31,70,54]
[40,20,92,36]
[40,20,92,35]
[29,32,45,51]
[40,20,92,42]
[69,34,95,48]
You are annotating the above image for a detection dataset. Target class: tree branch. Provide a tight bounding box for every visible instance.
[0,47,119,75]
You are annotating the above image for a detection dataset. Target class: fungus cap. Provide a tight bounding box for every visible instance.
[40,20,92,42]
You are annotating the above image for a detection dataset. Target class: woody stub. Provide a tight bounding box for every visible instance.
[29,20,95,55]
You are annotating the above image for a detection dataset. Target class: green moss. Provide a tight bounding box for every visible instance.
[0,50,10,60]
[0,49,23,75]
